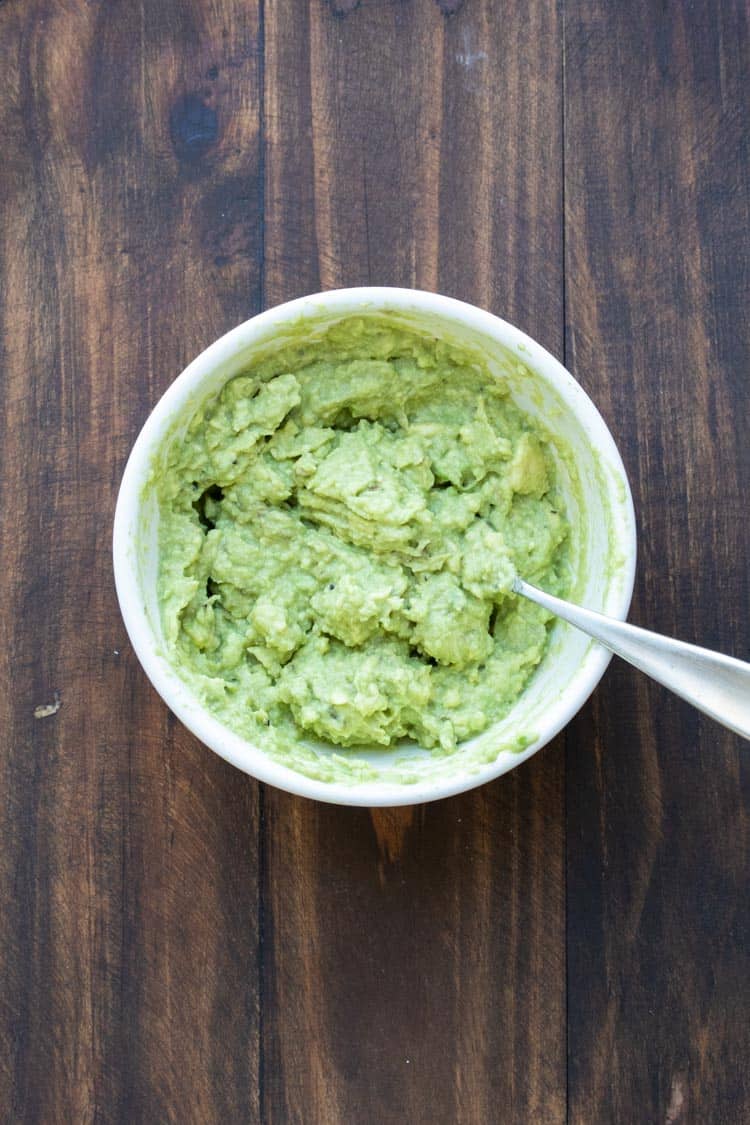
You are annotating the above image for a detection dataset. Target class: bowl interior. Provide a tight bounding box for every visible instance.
[116,291,635,804]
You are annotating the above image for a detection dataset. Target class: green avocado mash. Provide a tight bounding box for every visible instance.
[156,317,571,755]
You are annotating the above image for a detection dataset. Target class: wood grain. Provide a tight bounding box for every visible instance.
[0,0,748,1122]
[261,1,565,1122]
[0,1,264,1120]
[564,0,750,1121]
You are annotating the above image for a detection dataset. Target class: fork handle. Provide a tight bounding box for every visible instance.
[515,578,750,741]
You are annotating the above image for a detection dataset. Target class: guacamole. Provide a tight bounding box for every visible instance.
[156,317,571,754]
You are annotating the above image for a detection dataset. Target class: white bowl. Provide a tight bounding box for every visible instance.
[113,288,636,806]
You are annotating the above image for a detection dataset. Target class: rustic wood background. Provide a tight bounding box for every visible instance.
[1,0,748,1121]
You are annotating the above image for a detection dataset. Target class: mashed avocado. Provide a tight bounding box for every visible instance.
[156,317,571,754]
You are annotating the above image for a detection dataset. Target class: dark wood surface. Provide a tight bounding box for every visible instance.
[0,1,747,1121]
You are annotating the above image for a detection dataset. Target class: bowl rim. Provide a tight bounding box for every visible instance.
[113,286,637,806]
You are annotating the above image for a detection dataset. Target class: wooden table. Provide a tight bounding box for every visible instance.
[2,1,748,1121]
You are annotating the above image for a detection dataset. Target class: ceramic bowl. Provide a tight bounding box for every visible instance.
[113,288,636,806]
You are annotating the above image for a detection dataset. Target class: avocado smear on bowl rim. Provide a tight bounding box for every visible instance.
[155,316,572,763]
